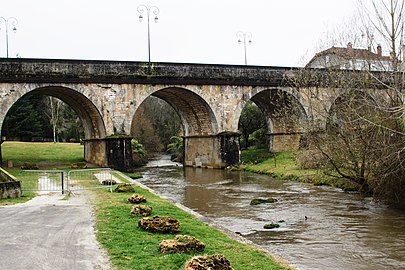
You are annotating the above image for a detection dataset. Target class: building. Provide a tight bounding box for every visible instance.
[306,43,392,71]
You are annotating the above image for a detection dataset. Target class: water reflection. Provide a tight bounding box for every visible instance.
[137,156,405,270]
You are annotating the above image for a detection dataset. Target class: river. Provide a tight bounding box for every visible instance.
[136,155,405,270]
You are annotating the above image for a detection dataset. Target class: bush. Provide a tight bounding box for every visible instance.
[295,149,323,169]
[20,162,39,170]
[131,139,148,167]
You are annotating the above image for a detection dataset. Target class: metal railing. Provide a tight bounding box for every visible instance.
[68,168,113,192]
[19,168,113,194]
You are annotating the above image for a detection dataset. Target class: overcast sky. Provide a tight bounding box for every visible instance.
[1,0,361,67]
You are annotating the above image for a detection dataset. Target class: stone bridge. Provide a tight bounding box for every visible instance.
[0,58,363,170]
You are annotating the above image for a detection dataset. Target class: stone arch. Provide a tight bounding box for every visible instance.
[237,88,308,151]
[0,85,108,166]
[130,86,225,168]
[327,89,381,129]
[1,86,106,140]
[131,86,218,136]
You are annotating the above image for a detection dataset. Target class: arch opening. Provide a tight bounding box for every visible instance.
[239,89,308,152]
[130,87,225,168]
[1,86,107,167]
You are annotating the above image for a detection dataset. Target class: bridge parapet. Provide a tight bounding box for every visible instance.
[0,58,296,86]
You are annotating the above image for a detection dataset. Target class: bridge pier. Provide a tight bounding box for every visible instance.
[184,132,240,169]
[267,132,303,152]
[84,137,134,171]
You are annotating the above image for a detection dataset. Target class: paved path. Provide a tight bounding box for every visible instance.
[0,193,112,270]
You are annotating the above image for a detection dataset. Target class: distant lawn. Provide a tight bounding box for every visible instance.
[241,149,358,191]
[241,149,315,179]
[2,141,84,168]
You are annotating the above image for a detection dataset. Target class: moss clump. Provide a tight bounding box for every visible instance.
[114,183,136,193]
[159,235,205,254]
[127,194,147,204]
[184,254,233,270]
[130,205,152,217]
[138,216,180,234]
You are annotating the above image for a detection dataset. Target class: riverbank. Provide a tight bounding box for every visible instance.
[93,173,292,270]
[240,149,358,191]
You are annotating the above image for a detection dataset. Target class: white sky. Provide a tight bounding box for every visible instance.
[1,0,361,67]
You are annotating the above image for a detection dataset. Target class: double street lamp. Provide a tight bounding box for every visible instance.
[237,31,252,65]
[137,5,159,65]
[0,17,18,58]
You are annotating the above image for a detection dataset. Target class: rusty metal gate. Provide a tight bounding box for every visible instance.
[20,168,113,194]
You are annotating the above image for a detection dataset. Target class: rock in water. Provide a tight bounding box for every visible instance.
[263,223,280,229]
[250,198,278,205]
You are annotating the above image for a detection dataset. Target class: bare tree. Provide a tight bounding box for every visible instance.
[44,96,64,143]
[294,0,405,208]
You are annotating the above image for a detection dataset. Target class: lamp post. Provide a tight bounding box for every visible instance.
[137,5,159,65]
[237,31,252,65]
[0,17,18,58]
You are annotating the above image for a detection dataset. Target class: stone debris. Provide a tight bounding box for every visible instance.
[114,183,135,193]
[183,254,233,270]
[250,198,278,205]
[159,235,205,254]
[128,194,146,204]
[21,162,39,170]
[70,162,87,169]
[101,179,117,185]
[138,216,180,234]
[130,205,152,217]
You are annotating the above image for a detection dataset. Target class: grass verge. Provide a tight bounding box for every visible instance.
[241,149,358,191]
[92,184,290,270]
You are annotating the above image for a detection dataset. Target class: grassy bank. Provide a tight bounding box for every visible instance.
[1,142,291,269]
[241,149,358,191]
[2,141,84,168]
[93,184,290,270]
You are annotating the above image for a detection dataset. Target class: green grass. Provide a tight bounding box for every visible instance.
[93,186,290,270]
[241,149,357,191]
[121,171,143,179]
[2,141,84,168]
[242,150,315,178]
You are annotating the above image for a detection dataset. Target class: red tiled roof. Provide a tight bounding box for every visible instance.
[313,46,391,61]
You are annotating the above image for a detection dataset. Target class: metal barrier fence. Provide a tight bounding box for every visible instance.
[68,168,113,192]
[19,168,113,194]
[20,170,67,194]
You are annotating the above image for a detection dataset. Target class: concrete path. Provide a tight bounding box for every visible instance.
[0,193,112,270]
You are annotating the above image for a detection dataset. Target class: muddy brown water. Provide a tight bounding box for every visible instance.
[137,155,405,270]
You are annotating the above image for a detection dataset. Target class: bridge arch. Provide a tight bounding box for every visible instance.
[237,88,308,151]
[131,86,219,136]
[1,86,107,139]
[0,85,108,166]
[130,86,225,167]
